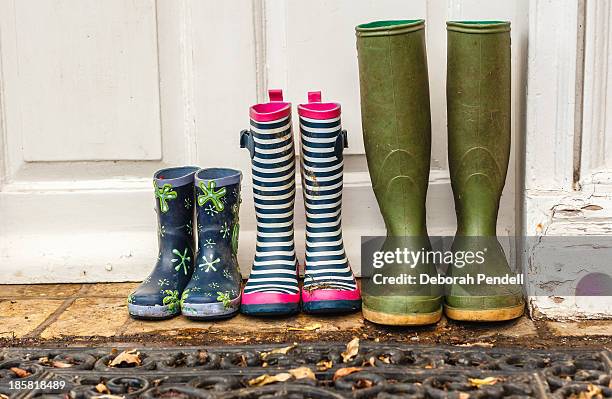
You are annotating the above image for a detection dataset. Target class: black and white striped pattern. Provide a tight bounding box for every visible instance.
[243,115,299,295]
[300,115,357,291]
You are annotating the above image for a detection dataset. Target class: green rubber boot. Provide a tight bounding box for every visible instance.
[445,21,524,322]
[356,20,443,326]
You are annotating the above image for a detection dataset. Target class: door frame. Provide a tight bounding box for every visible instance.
[524,0,612,319]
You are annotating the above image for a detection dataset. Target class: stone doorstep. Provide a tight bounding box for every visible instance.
[0,284,82,299]
[0,284,610,341]
[120,313,365,337]
[0,283,139,300]
[470,316,539,339]
[0,299,65,338]
[546,320,612,337]
[2,296,536,341]
[40,297,129,339]
[81,283,139,298]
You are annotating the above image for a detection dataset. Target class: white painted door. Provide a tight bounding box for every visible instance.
[0,0,528,284]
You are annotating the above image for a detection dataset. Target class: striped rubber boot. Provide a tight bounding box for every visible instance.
[298,91,361,314]
[239,89,300,315]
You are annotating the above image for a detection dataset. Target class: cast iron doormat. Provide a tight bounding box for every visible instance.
[1,344,610,398]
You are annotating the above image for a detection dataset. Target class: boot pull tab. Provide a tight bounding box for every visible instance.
[269,89,283,102]
[308,91,322,103]
[240,129,255,159]
[334,129,348,160]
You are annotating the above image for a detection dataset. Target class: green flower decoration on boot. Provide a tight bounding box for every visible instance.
[179,289,190,308]
[199,254,220,273]
[171,248,191,275]
[217,291,232,309]
[198,181,227,211]
[220,222,230,238]
[162,290,180,313]
[154,182,178,213]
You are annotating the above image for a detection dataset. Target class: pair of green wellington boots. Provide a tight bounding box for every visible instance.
[356,20,524,325]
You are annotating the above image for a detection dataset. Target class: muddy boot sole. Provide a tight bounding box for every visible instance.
[444,301,525,322]
[363,306,442,326]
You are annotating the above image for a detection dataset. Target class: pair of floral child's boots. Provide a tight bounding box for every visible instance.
[128,90,361,320]
[128,167,243,320]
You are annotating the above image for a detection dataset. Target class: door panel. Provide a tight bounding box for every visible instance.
[14,0,162,161]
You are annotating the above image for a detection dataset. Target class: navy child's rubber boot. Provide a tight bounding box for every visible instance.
[128,166,198,319]
[181,168,243,320]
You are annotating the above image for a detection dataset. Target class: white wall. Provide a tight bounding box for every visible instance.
[0,0,528,283]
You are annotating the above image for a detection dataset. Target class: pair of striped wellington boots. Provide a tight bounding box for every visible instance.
[356,19,525,326]
[240,90,361,316]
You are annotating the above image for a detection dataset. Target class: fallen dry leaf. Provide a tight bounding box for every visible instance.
[95,382,110,394]
[341,337,359,363]
[52,360,73,368]
[363,355,391,367]
[289,367,316,380]
[333,367,362,381]
[459,393,470,399]
[287,323,322,332]
[574,384,604,399]
[197,350,208,363]
[248,373,292,387]
[260,344,297,360]
[469,377,499,387]
[458,342,494,348]
[316,359,333,371]
[109,349,141,367]
[39,356,75,368]
[151,378,165,387]
[355,379,374,389]
[10,367,30,378]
